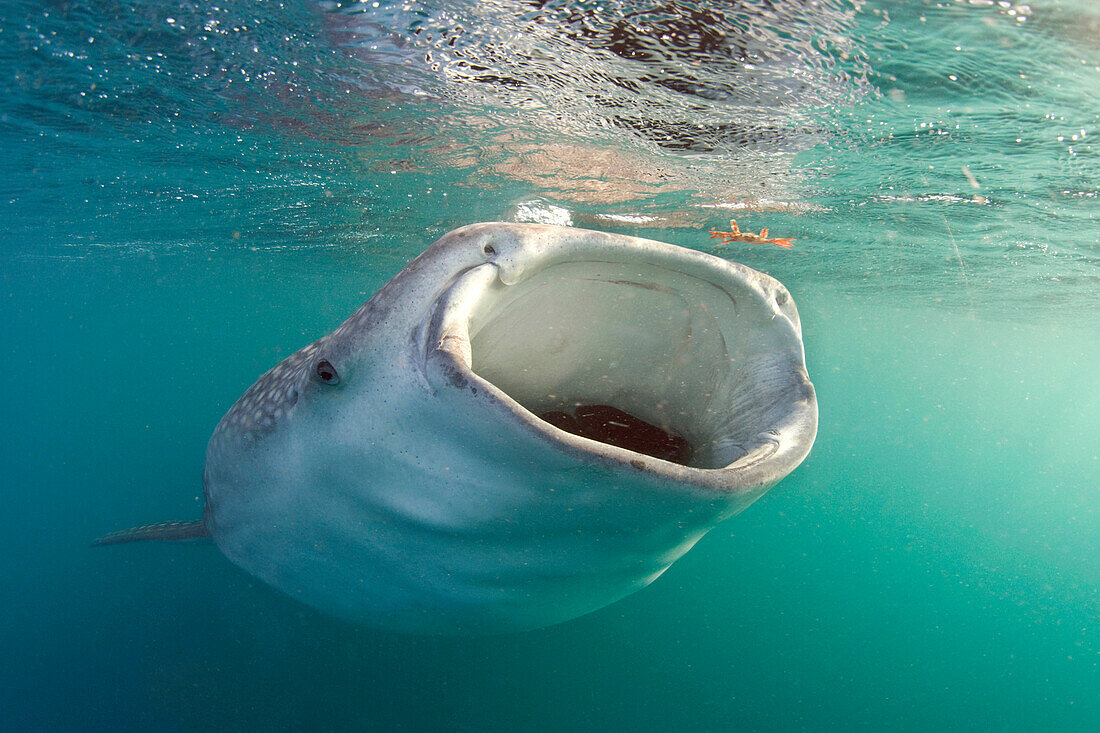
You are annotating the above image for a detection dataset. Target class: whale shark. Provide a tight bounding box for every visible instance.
[98,223,817,633]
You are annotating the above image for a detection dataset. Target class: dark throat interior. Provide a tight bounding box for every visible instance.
[540,404,693,465]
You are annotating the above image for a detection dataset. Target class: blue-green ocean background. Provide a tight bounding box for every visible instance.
[2,0,1098,730]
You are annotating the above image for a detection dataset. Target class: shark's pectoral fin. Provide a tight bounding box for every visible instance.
[93,519,210,546]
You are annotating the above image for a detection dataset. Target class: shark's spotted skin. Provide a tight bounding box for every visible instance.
[214,342,317,441]
[100,223,817,634]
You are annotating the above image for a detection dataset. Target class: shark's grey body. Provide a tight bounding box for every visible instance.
[103,223,817,633]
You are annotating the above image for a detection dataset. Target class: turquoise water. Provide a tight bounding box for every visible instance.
[3,0,1098,730]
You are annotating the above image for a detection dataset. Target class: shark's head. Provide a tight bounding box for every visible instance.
[201,223,817,633]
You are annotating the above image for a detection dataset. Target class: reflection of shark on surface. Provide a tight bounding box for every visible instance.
[99,223,817,633]
[324,0,862,147]
[319,0,861,226]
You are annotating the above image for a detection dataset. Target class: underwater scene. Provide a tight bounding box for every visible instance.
[2,0,1098,730]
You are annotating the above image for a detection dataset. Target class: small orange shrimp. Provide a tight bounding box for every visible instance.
[707,219,794,249]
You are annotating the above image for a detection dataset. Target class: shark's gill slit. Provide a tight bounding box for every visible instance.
[461,258,787,470]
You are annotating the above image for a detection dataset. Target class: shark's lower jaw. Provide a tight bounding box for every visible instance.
[201,223,816,634]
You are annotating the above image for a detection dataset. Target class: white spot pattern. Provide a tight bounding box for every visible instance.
[213,340,321,440]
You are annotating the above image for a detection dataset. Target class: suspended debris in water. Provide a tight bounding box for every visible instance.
[707,219,794,249]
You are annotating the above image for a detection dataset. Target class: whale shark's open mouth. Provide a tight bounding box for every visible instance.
[115,223,816,633]
[431,251,811,473]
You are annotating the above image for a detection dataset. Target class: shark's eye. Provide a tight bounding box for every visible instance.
[314,360,340,385]
[483,244,496,255]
